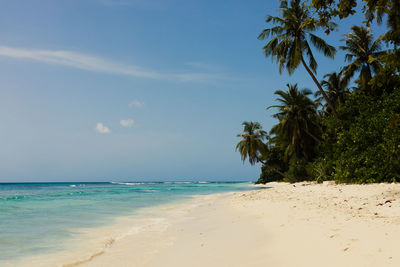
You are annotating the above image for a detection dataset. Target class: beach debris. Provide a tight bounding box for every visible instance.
[377,200,394,206]
[344,247,349,251]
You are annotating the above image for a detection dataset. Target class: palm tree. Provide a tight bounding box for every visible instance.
[236,121,267,165]
[340,26,385,94]
[236,121,289,179]
[268,84,321,161]
[316,71,350,112]
[258,0,339,118]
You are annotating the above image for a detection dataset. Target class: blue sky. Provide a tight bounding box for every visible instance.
[0,0,388,182]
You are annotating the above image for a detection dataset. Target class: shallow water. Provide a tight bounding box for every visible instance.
[0,181,253,264]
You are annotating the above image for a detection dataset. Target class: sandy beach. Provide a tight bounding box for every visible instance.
[42,182,399,267]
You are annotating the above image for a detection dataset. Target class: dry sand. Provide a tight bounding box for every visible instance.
[58,182,400,266]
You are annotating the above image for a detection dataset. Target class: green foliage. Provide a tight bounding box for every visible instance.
[369,50,400,95]
[308,158,334,183]
[258,0,336,75]
[256,146,287,184]
[236,121,268,165]
[286,159,309,182]
[258,0,339,117]
[322,90,400,183]
[269,84,321,162]
[311,0,400,45]
[317,71,351,112]
[340,26,385,94]
[238,0,400,185]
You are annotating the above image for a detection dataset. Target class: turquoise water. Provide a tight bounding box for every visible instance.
[0,181,253,264]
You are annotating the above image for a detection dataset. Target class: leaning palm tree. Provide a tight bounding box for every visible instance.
[258,0,339,118]
[236,121,289,179]
[268,84,321,162]
[340,26,385,94]
[316,71,351,112]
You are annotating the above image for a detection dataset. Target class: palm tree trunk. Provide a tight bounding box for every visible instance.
[300,55,340,119]
[364,65,372,95]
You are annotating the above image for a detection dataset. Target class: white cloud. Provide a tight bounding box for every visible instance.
[0,46,229,83]
[120,119,134,128]
[129,100,144,108]
[95,122,111,134]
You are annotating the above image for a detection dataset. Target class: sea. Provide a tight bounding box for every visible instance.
[0,181,253,265]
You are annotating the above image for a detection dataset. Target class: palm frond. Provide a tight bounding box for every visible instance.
[309,33,336,58]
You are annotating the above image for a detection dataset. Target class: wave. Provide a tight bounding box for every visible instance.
[110,182,145,186]
[60,219,167,267]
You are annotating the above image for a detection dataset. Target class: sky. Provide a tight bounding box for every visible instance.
[0,0,388,182]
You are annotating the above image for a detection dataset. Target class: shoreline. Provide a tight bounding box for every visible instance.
[15,182,400,266]
[12,194,215,267]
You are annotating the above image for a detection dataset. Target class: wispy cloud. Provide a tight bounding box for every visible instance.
[120,119,134,128]
[129,100,144,108]
[0,46,229,83]
[95,122,111,134]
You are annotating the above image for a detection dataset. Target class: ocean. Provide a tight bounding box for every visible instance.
[0,181,253,265]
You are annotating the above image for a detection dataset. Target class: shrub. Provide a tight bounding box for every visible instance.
[322,90,400,183]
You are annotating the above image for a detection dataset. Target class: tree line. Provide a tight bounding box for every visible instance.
[236,0,400,183]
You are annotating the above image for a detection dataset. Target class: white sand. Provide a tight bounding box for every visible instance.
[70,182,400,267]
[23,182,400,267]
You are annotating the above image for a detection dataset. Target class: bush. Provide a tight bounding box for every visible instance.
[307,158,333,183]
[286,158,308,182]
[322,90,400,183]
[255,146,287,184]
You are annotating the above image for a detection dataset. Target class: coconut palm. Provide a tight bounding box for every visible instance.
[236,121,290,179]
[258,0,339,118]
[340,25,385,94]
[236,121,267,165]
[268,84,321,161]
[316,71,351,112]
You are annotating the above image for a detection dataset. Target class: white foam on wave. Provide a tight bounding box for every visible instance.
[115,218,168,241]
[115,226,142,241]
[110,182,145,186]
